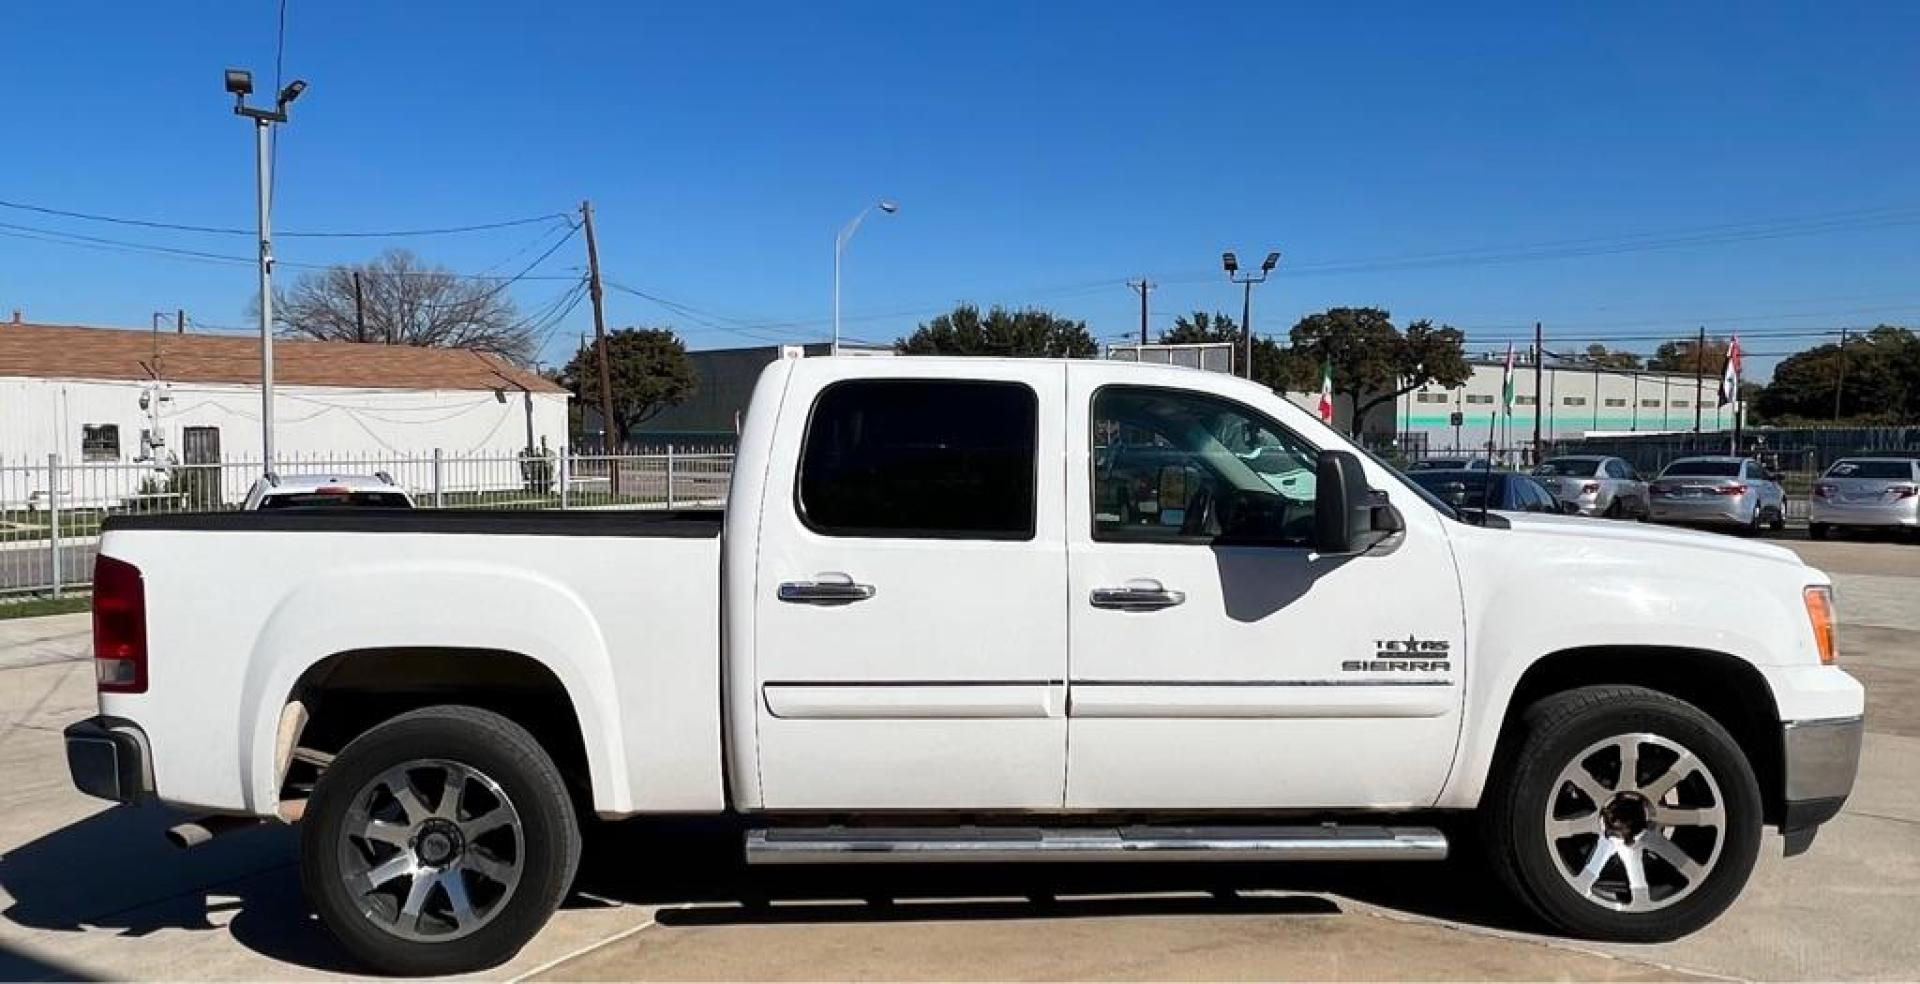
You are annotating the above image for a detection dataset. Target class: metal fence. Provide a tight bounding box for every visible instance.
[0,446,735,600]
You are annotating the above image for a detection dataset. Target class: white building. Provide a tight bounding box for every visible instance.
[1,321,569,504]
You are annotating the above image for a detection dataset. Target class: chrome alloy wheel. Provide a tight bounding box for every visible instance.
[338,759,526,942]
[1544,733,1726,913]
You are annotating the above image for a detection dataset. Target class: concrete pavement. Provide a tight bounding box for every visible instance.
[1,538,1915,981]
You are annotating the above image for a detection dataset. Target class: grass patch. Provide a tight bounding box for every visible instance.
[0,594,91,619]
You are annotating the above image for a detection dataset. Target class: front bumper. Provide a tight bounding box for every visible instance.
[64,716,154,804]
[1778,715,1863,855]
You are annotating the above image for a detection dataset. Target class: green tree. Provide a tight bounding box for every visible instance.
[558,327,697,446]
[1580,343,1643,370]
[1287,307,1469,435]
[896,304,1098,358]
[1647,336,1731,374]
[1159,311,1241,345]
[1752,325,1917,424]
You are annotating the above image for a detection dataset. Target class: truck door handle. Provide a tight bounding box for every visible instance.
[1091,582,1186,611]
[778,574,876,605]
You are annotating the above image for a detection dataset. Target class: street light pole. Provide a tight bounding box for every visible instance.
[225,68,305,474]
[1222,250,1280,379]
[833,199,898,355]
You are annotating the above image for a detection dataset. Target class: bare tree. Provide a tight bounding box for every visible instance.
[274,249,535,362]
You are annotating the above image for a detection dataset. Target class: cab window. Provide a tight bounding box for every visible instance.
[1091,386,1316,546]
[798,378,1038,539]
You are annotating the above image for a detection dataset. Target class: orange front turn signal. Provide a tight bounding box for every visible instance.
[1804,585,1837,666]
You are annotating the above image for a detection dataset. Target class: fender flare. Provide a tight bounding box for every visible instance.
[235,561,630,814]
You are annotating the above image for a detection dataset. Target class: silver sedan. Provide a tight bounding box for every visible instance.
[1531,456,1649,519]
[1646,456,1787,533]
[1810,458,1920,540]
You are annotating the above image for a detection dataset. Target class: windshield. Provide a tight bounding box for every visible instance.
[1826,460,1915,480]
[259,491,413,509]
[1534,457,1602,477]
[1661,460,1741,478]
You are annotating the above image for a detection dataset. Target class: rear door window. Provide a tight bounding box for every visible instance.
[798,379,1038,539]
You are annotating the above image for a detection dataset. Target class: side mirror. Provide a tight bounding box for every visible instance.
[1315,450,1400,554]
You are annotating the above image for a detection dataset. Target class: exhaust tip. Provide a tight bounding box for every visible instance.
[165,815,261,849]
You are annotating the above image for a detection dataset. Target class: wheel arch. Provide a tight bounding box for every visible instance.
[237,566,631,816]
[1462,646,1784,825]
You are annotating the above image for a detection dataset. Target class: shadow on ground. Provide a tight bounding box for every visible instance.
[571,816,1541,936]
[1,808,1540,977]
[0,802,359,975]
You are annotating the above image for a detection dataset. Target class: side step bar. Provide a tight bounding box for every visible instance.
[746,824,1447,865]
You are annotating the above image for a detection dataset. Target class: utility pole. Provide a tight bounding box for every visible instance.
[1834,328,1849,421]
[1692,326,1706,434]
[1127,278,1155,345]
[1531,322,1543,463]
[176,309,185,334]
[580,200,619,460]
[352,270,368,343]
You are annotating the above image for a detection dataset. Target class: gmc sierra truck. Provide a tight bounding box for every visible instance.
[65,356,1864,975]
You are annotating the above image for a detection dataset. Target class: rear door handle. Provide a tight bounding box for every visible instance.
[1091,581,1186,611]
[778,573,876,605]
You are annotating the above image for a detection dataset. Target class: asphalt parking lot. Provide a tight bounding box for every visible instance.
[2,534,1916,981]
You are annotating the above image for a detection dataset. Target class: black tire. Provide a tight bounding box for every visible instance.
[1768,508,1787,533]
[1604,499,1625,520]
[300,706,581,976]
[1810,522,1830,541]
[1481,685,1762,943]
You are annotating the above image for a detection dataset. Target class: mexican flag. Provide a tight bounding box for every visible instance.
[1501,342,1516,413]
[1316,358,1334,423]
[1718,334,1742,407]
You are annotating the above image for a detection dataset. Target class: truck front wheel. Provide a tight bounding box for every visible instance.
[1482,685,1762,942]
[299,705,581,976]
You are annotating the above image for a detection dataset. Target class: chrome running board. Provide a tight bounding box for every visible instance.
[745,824,1447,865]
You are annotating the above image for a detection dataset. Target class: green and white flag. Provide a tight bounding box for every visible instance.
[1501,342,1516,413]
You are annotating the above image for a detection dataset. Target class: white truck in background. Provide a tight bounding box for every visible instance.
[67,356,1863,975]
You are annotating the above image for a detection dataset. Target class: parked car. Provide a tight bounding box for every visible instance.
[1531,455,1649,518]
[1810,457,1920,540]
[67,357,1861,974]
[1407,456,1490,472]
[1647,457,1787,534]
[1404,468,1572,515]
[241,472,415,510]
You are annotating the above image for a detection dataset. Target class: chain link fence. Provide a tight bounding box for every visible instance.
[0,446,734,601]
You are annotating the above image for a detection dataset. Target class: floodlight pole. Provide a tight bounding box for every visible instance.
[252,116,276,471]
[1223,250,1280,380]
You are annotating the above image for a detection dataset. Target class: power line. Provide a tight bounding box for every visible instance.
[0,196,574,238]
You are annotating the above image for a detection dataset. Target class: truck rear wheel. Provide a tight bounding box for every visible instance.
[1482,685,1761,942]
[299,705,580,976]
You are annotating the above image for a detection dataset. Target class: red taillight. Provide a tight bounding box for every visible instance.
[1715,483,1748,496]
[1893,485,1919,500]
[93,556,147,694]
[1813,483,1835,499]
[1581,482,1600,494]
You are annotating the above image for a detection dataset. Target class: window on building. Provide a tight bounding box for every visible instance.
[1516,395,1537,406]
[1092,386,1317,546]
[798,379,1037,539]
[1672,399,1691,408]
[81,424,120,462]
[1641,399,1661,408]
[1562,396,1588,406]
[1465,394,1494,404]
[1416,392,1449,404]
[1604,398,1627,407]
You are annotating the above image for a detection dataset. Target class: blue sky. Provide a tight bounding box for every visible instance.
[2,1,1916,379]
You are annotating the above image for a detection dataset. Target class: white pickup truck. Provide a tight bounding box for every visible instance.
[66,357,1863,974]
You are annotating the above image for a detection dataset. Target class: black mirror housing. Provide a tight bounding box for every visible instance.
[1315,450,1399,554]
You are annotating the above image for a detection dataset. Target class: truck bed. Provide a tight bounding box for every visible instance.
[101,508,723,537]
